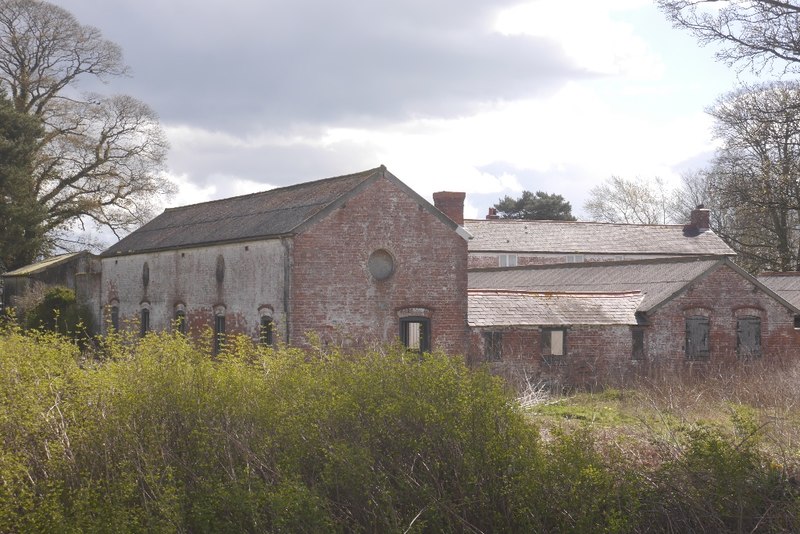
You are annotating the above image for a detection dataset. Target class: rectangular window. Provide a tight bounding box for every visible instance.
[566,254,585,263]
[631,328,645,360]
[685,316,710,360]
[401,318,430,353]
[214,314,225,354]
[736,316,761,358]
[483,331,502,361]
[542,328,566,363]
[140,308,149,338]
[498,254,518,267]
[260,316,274,346]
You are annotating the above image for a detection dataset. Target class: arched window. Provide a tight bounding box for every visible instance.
[109,305,119,332]
[140,308,150,337]
[213,308,225,354]
[260,315,274,346]
[175,309,187,334]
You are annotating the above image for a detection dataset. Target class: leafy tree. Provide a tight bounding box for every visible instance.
[657,0,800,74]
[705,81,800,272]
[0,90,44,271]
[0,0,172,268]
[584,176,680,224]
[494,190,576,220]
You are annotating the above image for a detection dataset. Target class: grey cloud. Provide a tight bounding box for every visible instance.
[53,0,592,132]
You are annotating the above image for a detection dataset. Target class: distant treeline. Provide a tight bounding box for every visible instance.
[1,327,798,533]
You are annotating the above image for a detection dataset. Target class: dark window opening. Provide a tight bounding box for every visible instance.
[260,316,274,346]
[140,308,150,338]
[175,310,187,335]
[737,316,761,358]
[401,318,430,353]
[483,331,502,361]
[795,315,800,329]
[685,316,710,360]
[214,314,225,354]
[110,306,119,332]
[632,328,645,360]
[542,328,567,363]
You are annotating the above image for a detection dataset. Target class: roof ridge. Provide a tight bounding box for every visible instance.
[463,218,685,228]
[162,166,383,213]
[469,255,723,273]
[468,289,643,297]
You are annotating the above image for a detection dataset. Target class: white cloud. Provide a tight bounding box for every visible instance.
[495,0,662,79]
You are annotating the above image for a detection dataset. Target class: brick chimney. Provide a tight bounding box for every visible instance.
[683,205,710,236]
[486,207,500,220]
[433,191,465,225]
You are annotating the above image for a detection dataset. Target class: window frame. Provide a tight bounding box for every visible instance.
[213,312,226,354]
[541,328,567,363]
[400,317,431,353]
[139,308,150,338]
[736,316,762,359]
[631,327,645,360]
[109,305,120,332]
[260,315,274,346]
[685,315,710,360]
[483,331,502,362]
[174,309,187,335]
[498,254,518,267]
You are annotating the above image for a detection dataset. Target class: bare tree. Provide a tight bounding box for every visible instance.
[706,81,800,272]
[583,176,679,224]
[0,0,172,269]
[657,0,800,74]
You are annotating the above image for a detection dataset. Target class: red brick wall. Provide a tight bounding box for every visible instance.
[470,325,636,388]
[290,176,469,355]
[646,264,800,370]
[468,264,800,388]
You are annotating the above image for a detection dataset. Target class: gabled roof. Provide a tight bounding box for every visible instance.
[102,167,459,257]
[469,256,799,316]
[758,272,800,309]
[469,289,643,327]
[464,219,735,256]
[3,252,87,277]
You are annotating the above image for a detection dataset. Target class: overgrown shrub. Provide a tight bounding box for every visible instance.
[2,327,799,532]
[22,285,92,338]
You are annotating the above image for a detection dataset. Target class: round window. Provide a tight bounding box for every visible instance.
[368,249,394,280]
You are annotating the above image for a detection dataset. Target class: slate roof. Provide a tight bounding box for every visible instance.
[464,219,735,256]
[3,252,85,277]
[469,257,724,312]
[468,289,643,327]
[103,167,446,257]
[758,272,800,309]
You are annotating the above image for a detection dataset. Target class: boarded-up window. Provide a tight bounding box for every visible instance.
[484,331,502,361]
[401,318,430,353]
[631,328,645,360]
[685,316,710,360]
[542,328,566,361]
[737,316,761,358]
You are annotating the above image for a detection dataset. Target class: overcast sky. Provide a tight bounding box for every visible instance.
[52,0,744,222]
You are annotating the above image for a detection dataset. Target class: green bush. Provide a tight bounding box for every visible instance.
[23,286,93,338]
[2,327,799,532]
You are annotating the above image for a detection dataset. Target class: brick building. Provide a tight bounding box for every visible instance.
[6,166,799,386]
[469,257,800,386]
[99,167,470,354]
[465,207,734,268]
